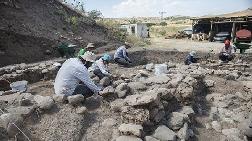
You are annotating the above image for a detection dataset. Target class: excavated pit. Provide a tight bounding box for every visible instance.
[1,50,252,141]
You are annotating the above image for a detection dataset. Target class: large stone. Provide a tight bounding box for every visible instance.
[128,82,147,91]
[121,106,149,124]
[100,86,115,96]
[6,106,35,118]
[168,74,185,88]
[10,80,28,92]
[118,123,143,137]
[34,95,54,110]
[19,93,34,106]
[144,75,171,85]
[116,136,143,141]
[110,99,125,112]
[100,77,111,87]
[211,121,222,132]
[177,123,194,140]
[152,125,177,141]
[168,112,189,130]
[124,90,160,106]
[0,113,23,136]
[176,83,194,100]
[67,94,85,106]
[115,83,130,98]
[102,118,117,127]
[156,88,175,100]
[222,128,242,141]
[145,136,160,141]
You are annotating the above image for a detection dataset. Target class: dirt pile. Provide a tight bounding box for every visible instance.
[0,0,120,67]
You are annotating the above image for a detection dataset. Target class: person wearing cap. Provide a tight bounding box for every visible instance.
[219,40,235,63]
[54,51,101,96]
[114,42,132,66]
[89,54,112,79]
[78,43,95,57]
[184,51,198,65]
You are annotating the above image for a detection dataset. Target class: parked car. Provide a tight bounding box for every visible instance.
[213,32,231,42]
[182,27,193,38]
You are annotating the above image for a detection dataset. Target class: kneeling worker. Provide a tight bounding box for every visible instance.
[185,51,198,65]
[219,40,235,63]
[54,51,101,97]
[114,42,132,66]
[89,54,112,79]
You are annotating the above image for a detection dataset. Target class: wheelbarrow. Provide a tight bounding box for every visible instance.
[233,42,251,54]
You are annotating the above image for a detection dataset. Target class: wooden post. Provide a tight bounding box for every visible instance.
[231,22,236,42]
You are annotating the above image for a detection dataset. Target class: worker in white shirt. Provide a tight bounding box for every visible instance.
[54,51,101,97]
[89,54,112,79]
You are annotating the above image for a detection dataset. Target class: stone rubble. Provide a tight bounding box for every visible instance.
[0,60,252,140]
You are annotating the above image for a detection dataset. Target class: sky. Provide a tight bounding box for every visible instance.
[65,0,252,18]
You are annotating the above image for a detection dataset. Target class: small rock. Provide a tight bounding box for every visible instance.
[118,123,143,137]
[168,112,189,130]
[178,106,195,117]
[205,123,212,130]
[102,118,117,127]
[53,95,67,103]
[42,69,49,74]
[212,121,222,132]
[145,136,160,141]
[10,80,28,92]
[113,80,125,87]
[76,106,87,114]
[67,94,84,106]
[152,125,177,141]
[34,95,54,110]
[100,77,111,87]
[205,80,215,87]
[116,136,142,141]
[115,83,130,98]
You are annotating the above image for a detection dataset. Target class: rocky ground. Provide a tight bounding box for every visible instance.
[0,50,252,141]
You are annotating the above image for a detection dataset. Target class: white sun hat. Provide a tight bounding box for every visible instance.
[80,51,96,62]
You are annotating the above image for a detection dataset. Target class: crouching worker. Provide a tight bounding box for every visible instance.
[185,51,198,65]
[219,40,235,63]
[114,42,132,66]
[89,54,112,79]
[78,43,95,57]
[54,51,101,97]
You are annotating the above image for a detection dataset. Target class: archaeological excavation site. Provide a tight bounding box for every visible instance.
[1,49,252,141]
[1,0,252,141]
